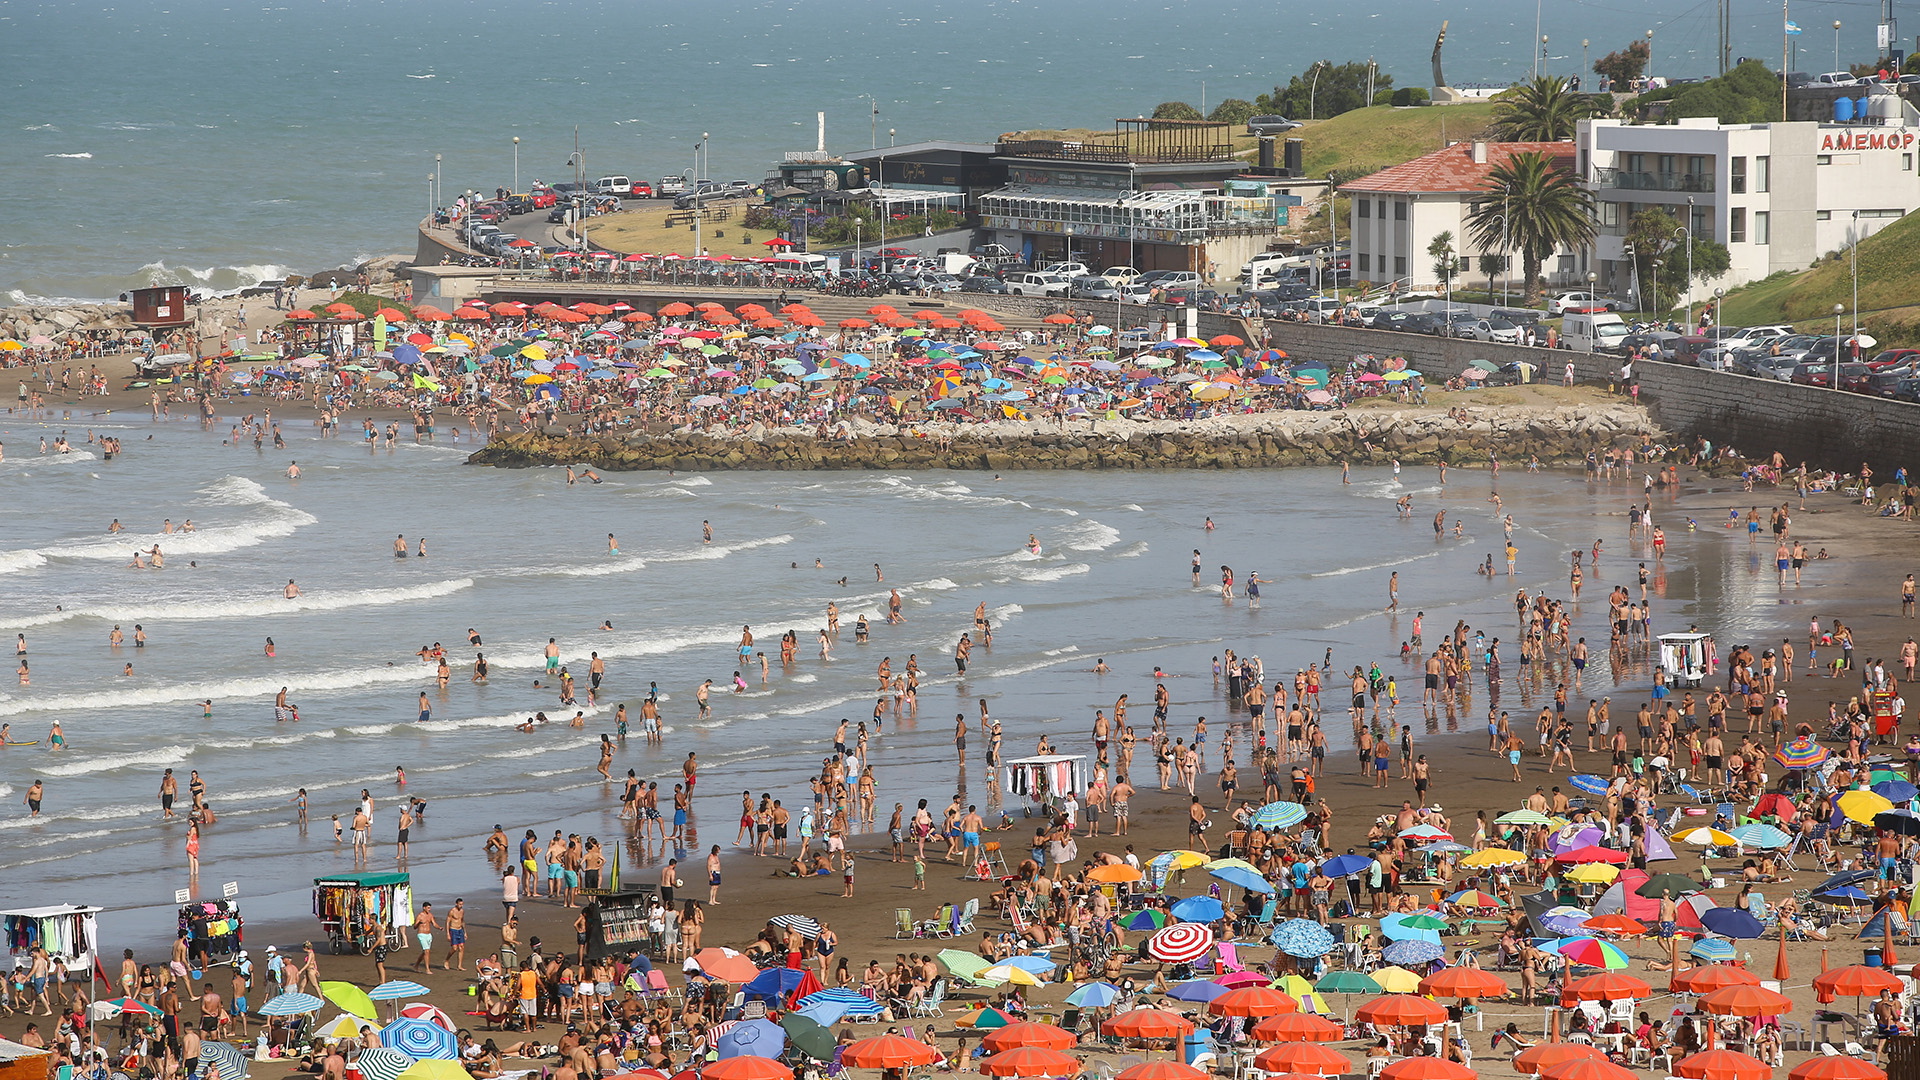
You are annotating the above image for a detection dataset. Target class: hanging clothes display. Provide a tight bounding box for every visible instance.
[2,905,102,972]
[1000,755,1086,810]
[311,872,409,954]
[177,900,245,966]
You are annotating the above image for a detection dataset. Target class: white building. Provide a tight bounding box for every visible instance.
[1340,140,1578,293]
[1579,97,1920,306]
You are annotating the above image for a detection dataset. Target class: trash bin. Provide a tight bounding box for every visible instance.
[1866,947,1885,967]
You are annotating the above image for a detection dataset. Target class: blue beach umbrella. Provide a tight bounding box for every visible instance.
[717,1018,787,1059]
[794,999,851,1026]
[1171,896,1226,923]
[1321,854,1372,878]
[1166,979,1229,1002]
[1066,982,1121,1007]
[1379,912,1442,945]
[368,980,430,1002]
[380,1018,458,1060]
[1123,909,1168,931]
[745,967,808,1000]
[1689,938,1737,962]
[1728,823,1793,849]
[1381,940,1444,966]
[1001,955,1056,975]
[1538,907,1592,936]
[1873,780,1919,803]
[1271,919,1336,959]
[1210,866,1274,894]
[1699,908,1765,939]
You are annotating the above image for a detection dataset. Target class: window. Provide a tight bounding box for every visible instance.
[1658,154,1675,175]
[1377,199,1386,219]
[1906,154,1914,171]
[1358,199,1371,218]
[1729,207,1746,243]
[1358,253,1371,272]
[1730,157,1746,194]
[1394,256,1407,275]
[1393,201,1407,221]
[1755,156,1769,192]
[1624,153,1645,173]
[1687,155,1707,176]
[1690,204,1710,239]
[1754,211,1770,244]
[1817,155,1832,165]
[1816,210,1831,220]
[1600,201,1620,227]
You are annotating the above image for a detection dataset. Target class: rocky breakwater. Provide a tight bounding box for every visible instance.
[470,403,1658,472]
[1,301,134,341]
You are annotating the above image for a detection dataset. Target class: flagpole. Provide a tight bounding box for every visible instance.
[1784,0,1793,119]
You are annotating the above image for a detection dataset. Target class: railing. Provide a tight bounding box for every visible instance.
[996,139,1238,164]
[1593,168,1715,193]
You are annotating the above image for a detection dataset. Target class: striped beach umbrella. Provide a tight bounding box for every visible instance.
[1774,738,1829,769]
[1146,923,1215,963]
[1250,802,1307,830]
[197,1042,250,1080]
[355,1049,418,1080]
[259,993,324,1016]
[1689,938,1738,962]
[369,980,430,1001]
[770,915,822,939]
[381,1017,459,1060]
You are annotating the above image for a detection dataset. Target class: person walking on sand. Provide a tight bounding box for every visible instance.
[411,902,436,972]
[707,845,722,905]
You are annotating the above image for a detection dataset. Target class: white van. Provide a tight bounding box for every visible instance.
[594,176,634,197]
[1563,311,1630,354]
[1240,252,1306,282]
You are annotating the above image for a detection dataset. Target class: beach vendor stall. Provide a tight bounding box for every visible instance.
[2,905,102,988]
[1657,632,1713,688]
[1002,754,1088,814]
[312,872,411,955]
[178,898,245,969]
[582,889,658,961]
[1875,689,1902,740]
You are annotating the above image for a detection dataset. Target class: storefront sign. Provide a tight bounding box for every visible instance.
[1820,129,1916,151]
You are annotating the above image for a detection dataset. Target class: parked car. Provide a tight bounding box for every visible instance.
[1246,115,1302,135]
[1043,261,1092,279]
[1469,318,1521,343]
[1069,276,1120,300]
[1549,291,1622,315]
[959,276,1007,295]
[1005,272,1070,297]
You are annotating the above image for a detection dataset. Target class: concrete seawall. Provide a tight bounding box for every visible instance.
[1259,321,1920,476]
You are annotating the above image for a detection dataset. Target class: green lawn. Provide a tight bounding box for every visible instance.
[1298,103,1495,180]
[1715,210,1920,345]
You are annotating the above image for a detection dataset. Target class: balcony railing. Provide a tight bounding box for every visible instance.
[1594,167,1715,193]
[996,139,1238,164]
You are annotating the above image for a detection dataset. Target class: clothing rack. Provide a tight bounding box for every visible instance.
[1,904,102,973]
[1002,754,1088,810]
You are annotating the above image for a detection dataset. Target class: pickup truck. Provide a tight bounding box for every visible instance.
[657,176,690,197]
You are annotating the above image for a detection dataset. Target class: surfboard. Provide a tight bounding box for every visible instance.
[2,740,42,746]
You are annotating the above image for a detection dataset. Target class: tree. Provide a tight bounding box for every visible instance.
[1478,253,1509,294]
[1489,76,1605,141]
[1593,40,1650,90]
[1429,231,1458,285]
[1150,101,1204,121]
[1623,208,1733,315]
[1208,98,1258,126]
[1257,61,1391,121]
[1465,151,1596,306]
[1654,60,1782,123]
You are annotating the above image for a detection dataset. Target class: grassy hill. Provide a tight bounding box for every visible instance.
[1717,210,1920,346]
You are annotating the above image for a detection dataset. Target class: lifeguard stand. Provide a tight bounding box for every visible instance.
[129,285,196,356]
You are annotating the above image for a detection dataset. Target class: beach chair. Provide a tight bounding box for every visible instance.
[1226,830,1249,857]
[920,904,955,938]
[895,908,917,939]
[956,898,979,934]
[982,841,1010,878]
[911,979,946,1019]
[1059,1007,1083,1039]
[1215,942,1249,975]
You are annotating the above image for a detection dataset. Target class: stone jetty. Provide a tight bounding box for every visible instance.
[470,402,1658,472]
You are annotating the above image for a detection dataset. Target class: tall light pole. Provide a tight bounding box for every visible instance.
[1309,61,1328,121]
[1583,39,1590,85]
[434,154,442,212]
[860,94,878,149]
[1850,209,1861,344]
[1645,30,1655,85]
[694,132,708,258]
[1834,20,1843,69]
[512,137,520,193]
[1833,302,1846,386]
[427,175,435,223]
[1499,184,1511,306]
[1541,35,1551,75]
[1650,258,1661,322]
[1674,205,1692,327]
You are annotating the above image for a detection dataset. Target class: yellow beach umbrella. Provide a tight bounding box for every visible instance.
[0,341,22,352]
[519,344,548,361]
[1206,857,1261,873]
[1155,849,1210,871]
[447,332,475,347]
[1460,849,1526,869]
[1840,790,1894,824]
[523,373,553,384]
[1674,827,1740,847]
[979,964,1044,986]
[319,980,377,1020]
[315,1013,368,1039]
[1368,967,1422,993]
[658,356,687,367]
[1566,864,1620,884]
[397,1061,474,1080]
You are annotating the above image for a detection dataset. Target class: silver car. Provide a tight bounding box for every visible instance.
[1470,318,1521,343]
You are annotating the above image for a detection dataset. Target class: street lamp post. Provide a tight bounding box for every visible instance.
[694,132,708,259]
[1713,286,1726,337]
[1309,61,1328,121]
[1500,185,1511,306]
[1834,20,1843,70]
[1851,209,1861,344]
[1583,39,1590,85]
[427,175,435,223]
[434,154,442,212]
[1650,258,1661,321]
[1645,30,1655,85]
[1833,302,1846,387]
[513,137,520,193]
[1674,207,1692,328]
[1541,35,1550,75]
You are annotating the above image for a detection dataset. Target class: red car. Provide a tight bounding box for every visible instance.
[629,181,653,198]
[526,188,558,209]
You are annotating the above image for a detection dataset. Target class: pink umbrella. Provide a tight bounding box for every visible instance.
[1215,971,1272,988]
[1356,372,1384,382]
[1305,389,1334,405]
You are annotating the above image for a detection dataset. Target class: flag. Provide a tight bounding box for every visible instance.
[1785,20,1803,34]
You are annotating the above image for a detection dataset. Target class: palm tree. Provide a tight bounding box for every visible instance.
[1488,76,1605,142]
[1465,151,1595,306]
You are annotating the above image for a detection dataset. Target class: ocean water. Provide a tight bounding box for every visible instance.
[5,0,1782,304]
[0,409,1787,948]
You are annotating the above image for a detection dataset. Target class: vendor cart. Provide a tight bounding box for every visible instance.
[178,898,245,970]
[1657,632,1714,688]
[1876,689,1902,739]
[312,872,411,955]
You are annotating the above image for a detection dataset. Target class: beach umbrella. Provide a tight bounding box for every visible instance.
[381,1017,458,1060]
[1363,968,1423,994]
[1115,1065,1205,1080]
[1382,1061,1473,1080]
[769,914,821,939]
[983,1023,1075,1052]
[718,1019,787,1059]
[1539,906,1594,936]
[354,1049,416,1080]
[1252,1045,1350,1076]
[1313,971,1381,995]
[1459,849,1526,869]
[980,1049,1081,1077]
[1539,1061,1635,1080]
[1815,964,1903,1003]
[1214,971,1272,989]
[1166,979,1229,1003]
[1250,1014,1343,1043]
[1774,738,1830,769]
[1697,982,1793,1016]
[397,1003,454,1031]
[1554,844,1627,865]
[1874,810,1920,835]
[1873,779,1919,802]
[1101,1008,1193,1040]
[1674,1050,1772,1080]
[793,999,851,1027]
[1555,938,1630,969]
[368,980,430,1001]
[1122,909,1167,931]
[1209,987,1295,1018]
[1271,919,1335,959]
[1563,972,1650,1001]
[1417,968,1508,999]
[702,1058,793,1080]
[842,1036,940,1068]
[979,965,1045,986]
[1065,982,1121,1008]
[696,948,762,983]
[259,992,324,1017]
[1497,809,1554,826]
[1636,873,1703,898]
[1513,1044,1602,1075]
[320,982,377,1020]
[745,967,809,999]
[1170,896,1225,923]
[937,949,994,985]
[1789,1058,1888,1080]
[777,1014,835,1062]
[1564,864,1619,885]
[95,997,157,1017]
[1672,967,1760,993]
[1356,995,1445,1027]
[198,1042,250,1080]
[1209,866,1273,895]
[1815,886,1874,907]
[1840,790,1895,824]
[1446,889,1503,909]
[1146,923,1214,963]
[1087,864,1143,884]
[1250,802,1307,830]
[1319,854,1372,878]
[1380,940,1443,966]
[1583,914,1646,936]
[1700,908,1766,939]
[1675,827,1739,847]
[1689,939,1738,962]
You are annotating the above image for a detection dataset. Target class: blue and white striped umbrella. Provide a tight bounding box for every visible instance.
[380,1018,458,1060]
[259,993,324,1016]
[1689,938,1738,962]
[354,1049,417,1080]
[1539,906,1593,937]
[1250,802,1307,830]
[1066,982,1121,1007]
[1270,919,1336,959]
[368,981,430,1002]
[1728,823,1793,849]
[196,1042,249,1080]
[1381,940,1445,965]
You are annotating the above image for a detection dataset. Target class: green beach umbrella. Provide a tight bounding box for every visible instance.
[1314,971,1381,994]
[1469,358,1499,372]
[937,949,994,985]
[700,344,724,356]
[320,981,378,1020]
[751,377,777,389]
[489,346,517,358]
[1400,914,1450,931]
[969,1007,1011,1030]
[779,1013,836,1061]
[644,367,673,377]
[1636,873,1703,898]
